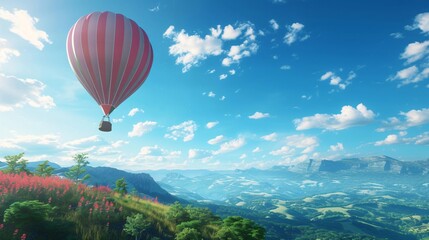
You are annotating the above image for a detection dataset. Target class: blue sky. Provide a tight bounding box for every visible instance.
[0,0,428,170]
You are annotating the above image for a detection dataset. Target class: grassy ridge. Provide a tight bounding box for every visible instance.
[0,172,264,240]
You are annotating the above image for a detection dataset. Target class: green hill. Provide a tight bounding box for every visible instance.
[0,172,265,240]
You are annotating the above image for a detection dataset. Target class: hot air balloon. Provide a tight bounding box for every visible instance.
[66,12,153,132]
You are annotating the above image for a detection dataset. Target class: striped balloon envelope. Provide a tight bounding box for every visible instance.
[66,12,153,131]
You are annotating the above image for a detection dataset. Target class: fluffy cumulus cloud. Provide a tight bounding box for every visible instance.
[295,103,375,131]
[164,22,258,72]
[320,70,356,90]
[214,137,245,155]
[408,12,429,33]
[330,142,344,151]
[261,132,277,141]
[165,120,197,142]
[389,13,429,87]
[284,22,309,45]
[401,40,429,64]
[375,134,399,146]
[222,23,259,67]
[0,38,19,64]
[128,108,143,117]
[208,135,224,145]
[128,121,157,137]
[269,19,279,30]
[0,74,55,111]
[0,7,52,50]
[163,26,223,72]
[206,121,219,129]
[377,108,429,131]
[374,131,429,146]
[222,25,242,40]
[248,111,270,119]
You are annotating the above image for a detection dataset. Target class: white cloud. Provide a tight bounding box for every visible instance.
[222,25,242,40]
[273,0,286,3]
[320,71,354,90]
[388,65,424,86]
[188,149,198,159]
[408,12,429,33]
[0,38,19,64]
[98,140,129,154]
[206,121,219,129]
[219,74,228,80]
[261,132,277,141]
[128,108,143,117]
[375,134,399,146]
[401,40,429,64]
[222,39,258,66]
[330,142,344,151]
[164,23,258,72]
[378,108,429,131]
[163,25,175,38]
[321,71,334,80]
[390,13,429,87]
[284,22,309,45]
[0,74,55,111]
[249,111,270,119]
[252,147,261,153]
[165,120,197,142]
[163,26,223,72]
[301,95,312,100]
[208,135,224,145]
[286,134,319,154]
[390,32,403,39]
[148,5,160,12]
[404,132,429,145]
[402,108,429,127]
[220,96,226,101]
[208,69,216,74]
[269,19,279,30]
[295,103,375,131]
[0,7,52,50]
[208,91,216,97]
[270,146,294,156]
[128,121,157,137]
[214,137,245,155]
[64,135,101,148]
[280,65,291,70]
[136,145,181,162]
[239,154,247,159]
[229,69,236,75]
[0,134,60,151]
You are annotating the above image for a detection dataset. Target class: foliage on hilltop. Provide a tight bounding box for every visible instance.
[0,152,265,240]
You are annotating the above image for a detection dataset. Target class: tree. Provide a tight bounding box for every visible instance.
[215,216,265,240]
[35,160,55,177]
[115,177,128,196]
[4,200,53,230]
[175,227,201,240]
[65,153,90,183]
[166,202,190,224]
[123,213,151,240]
[3,153,30,174]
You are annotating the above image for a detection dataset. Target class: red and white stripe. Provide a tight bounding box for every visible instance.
[66,11,153,115]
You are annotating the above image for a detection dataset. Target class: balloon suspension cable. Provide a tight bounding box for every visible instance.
[99,115,112,132]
